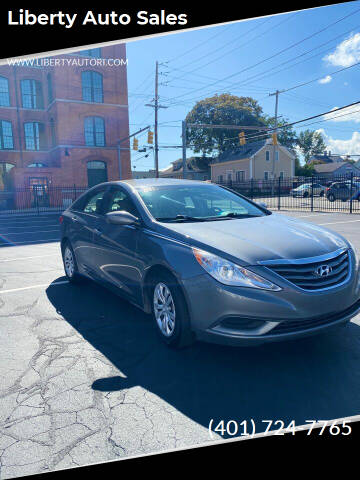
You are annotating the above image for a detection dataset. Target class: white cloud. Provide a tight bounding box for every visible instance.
[323,104,360,123]
[324,32,360,67]
[317,129,360,155]
[318,75,332,84]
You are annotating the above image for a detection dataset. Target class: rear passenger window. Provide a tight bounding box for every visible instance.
[83,190,106,214]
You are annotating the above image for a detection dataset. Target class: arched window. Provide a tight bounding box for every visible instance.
[84,117,105,146]
[87,160,108,187]
[24,122,46,150]
[0,163,14,191]
[0,76,10,107]
[82,71,103,103]
[21,79,44,109]
[0,120,14,150]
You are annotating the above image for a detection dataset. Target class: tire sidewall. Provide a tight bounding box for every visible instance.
[62,241,79,282]
[151,273,191,348]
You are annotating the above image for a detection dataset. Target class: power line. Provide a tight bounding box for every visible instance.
[164,6,360,105]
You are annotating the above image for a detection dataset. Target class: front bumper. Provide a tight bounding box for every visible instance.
[181,254,360,346]
[195,299,360,346]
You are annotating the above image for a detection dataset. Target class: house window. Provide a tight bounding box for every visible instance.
[87,160,108,187]
[24,122,46,150]
[279,171,285,179]
[78,48,101,58]
[0,77,10,107]
[0,120,14,150]
[226,170,233,182]
[266,151,270,162]
[47,74,53,104]
[235,171,245,182]
[21,79,44,109]
[82,71,103,103]
[264,171,270,180]
[218,175,223,183]
[275,151,279,161]
[84,117,105,146]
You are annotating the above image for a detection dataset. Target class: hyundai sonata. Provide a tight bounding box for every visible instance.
[60,179,360,348]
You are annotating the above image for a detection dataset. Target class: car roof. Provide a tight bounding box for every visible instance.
[106,178,209,188]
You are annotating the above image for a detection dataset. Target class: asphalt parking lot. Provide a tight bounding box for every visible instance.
[0,210,360,478]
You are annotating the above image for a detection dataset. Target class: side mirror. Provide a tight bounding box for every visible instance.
[106,211,140,226]
[257,201,268,209]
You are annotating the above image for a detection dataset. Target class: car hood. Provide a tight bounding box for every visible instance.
[157,213,348,265]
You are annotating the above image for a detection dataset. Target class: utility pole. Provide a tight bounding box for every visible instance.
[182,120,187,179]
[154,61,159,177]
[269,89,282,180]
[145,61,167,178]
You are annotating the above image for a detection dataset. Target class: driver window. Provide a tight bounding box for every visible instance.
[104,188,139,217]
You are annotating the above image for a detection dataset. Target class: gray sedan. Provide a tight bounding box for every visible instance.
[60,179,360,348]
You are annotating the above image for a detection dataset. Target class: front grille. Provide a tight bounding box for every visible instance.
[265,249,350,291]
[268,299,360,335]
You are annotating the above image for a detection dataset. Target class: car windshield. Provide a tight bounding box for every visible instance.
[136,184,268,222]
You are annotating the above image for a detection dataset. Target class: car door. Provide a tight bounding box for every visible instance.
[69,186,108,276]
[91,186,144,304]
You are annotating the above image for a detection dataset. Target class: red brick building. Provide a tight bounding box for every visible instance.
[0,45,130,210]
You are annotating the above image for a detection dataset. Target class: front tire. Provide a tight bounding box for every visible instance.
[328,193,335,202]
[62,241,82,283]
[151,273,194,348]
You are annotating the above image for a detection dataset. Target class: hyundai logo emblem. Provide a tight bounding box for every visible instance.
[315,264,333,277]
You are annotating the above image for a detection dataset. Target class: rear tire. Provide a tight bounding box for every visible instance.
[320,191,324,197]
[62,241,82,283]
[303,191,309,198]
[150,272,195,349]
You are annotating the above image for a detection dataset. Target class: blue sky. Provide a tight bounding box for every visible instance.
[126,1,360,171]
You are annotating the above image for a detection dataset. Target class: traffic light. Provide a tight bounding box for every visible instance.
[147,130,154,144]
[133,137,138,151]
[272,132,278,145]
[239,131,246,146]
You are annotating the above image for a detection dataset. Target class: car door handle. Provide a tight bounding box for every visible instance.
[72,216,79,222]
[94,228,102,236]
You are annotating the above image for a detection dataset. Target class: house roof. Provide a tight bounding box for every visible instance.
[309,154,343,164]
[214,139,294,165]
[160,157,211,176]
[313,162,360,173]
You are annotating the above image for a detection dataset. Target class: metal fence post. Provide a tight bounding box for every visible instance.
[278,176,281,210]
[250,178,254,200]
[350,172,354,214]
[311,175,314,212]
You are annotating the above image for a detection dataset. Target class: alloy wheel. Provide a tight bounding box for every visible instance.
[64,246,75,278]
[153,282,176,337]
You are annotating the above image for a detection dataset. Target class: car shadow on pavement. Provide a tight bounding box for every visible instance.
[46,277,360,438]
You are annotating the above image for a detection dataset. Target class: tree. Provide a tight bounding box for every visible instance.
[295,157,315,176]
[297,130,327,163]
[263,116,298,150]
[185,94,266,155]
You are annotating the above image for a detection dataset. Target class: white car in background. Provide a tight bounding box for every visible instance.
[290,183,325,198]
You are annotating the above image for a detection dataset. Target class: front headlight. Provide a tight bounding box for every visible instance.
[192,248,282,291]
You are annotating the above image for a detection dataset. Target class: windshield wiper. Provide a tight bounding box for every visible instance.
[226,212,262,218]
[156,214,206,222]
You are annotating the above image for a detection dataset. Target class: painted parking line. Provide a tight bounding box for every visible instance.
[0,238,60,246]
[0,280,69,294]
[318,220,360,226]
[0,230,60,235]
[0,253,59,263]
[0,225,60,230]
